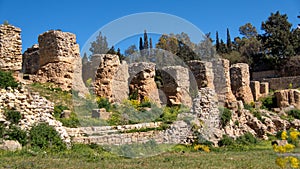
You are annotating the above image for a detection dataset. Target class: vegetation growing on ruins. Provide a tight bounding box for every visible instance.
[0,70,19,89]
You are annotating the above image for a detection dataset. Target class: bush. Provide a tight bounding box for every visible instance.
[287,109,300,119]
[218,135,235,147]
[0,70,18,89]
[260,95,276,110]
[59,112,80,128]
[236,132,257,145]
[6,125,28,146]
[53,105,69,119]
[4,109,21,124]
[97,97,111,112]
[29,123,66,150]
[219,107,232,127]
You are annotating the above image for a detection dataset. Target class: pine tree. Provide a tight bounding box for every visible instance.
[89,32,109,55]
[216,31,220,52]
[227,28,232,52]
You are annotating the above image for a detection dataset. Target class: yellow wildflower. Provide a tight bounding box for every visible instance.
[281,131,288,140]
[290,157,299,168]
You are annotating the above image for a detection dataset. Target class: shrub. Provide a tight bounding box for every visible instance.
[4,109,21,124]
[260,95,276,110]
[236,132,257,145]
[97,97,111,112]
[287,109,300,119]
[218,135,235,147]
[6,125,28,146]
[53,105,69,118]
[219,107,232,127]
[59,112,80,128]
[29,123,66,150]
[0,70,18,89]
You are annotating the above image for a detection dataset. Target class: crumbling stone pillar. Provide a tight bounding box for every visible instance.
[22,44,39,74]
[33,30,87,94]
[0,24,22,72]
[212,59,236,107]
[260,82,269,97]
[230,63,254,104]
[187,60,214,90]
[129,62,160,105]
[275,89,300,109]
[94,54,129,102]
[250,81,261,101]
[160,66,192,107]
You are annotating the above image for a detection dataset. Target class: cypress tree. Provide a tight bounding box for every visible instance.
[139,37,143,51]
[143,30,149,49]
[227,28,232,52]
[216,31,220,52]
[149,37,153,49]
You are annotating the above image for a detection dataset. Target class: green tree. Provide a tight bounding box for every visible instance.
[227,28,232,52]
[107,46,116,54]
[143,30,149,49]
[139,37,143,51]
[239,23,258,39]
[125,45,137,56]
[261,11,295,65]
[89,32,109,55]
[216,31,220,52]
[149,37,153,49]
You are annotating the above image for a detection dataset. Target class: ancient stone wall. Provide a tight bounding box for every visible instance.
[211,59,236,108]
[187,60,214,89]
[275,89,300,109]
[261,76,300,90]
[160,66,192,107]
[0,24,22,72]
[230,63,254,104]
[0,87,70,145]
[22,44,39,74]
[128,62,160,104]
[94,54,129,102]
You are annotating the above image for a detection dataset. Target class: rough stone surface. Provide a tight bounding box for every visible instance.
[0,140,22,151]
[94,54,129,102]
[190,88,223,145]
[275,89,300,109]
[211,59,236,108]
[22,44,39,74]
[29,30,87,94]
[111,61,129,103]
[260,82,269,97]
[230,63,254,104]
[129,62,160,104]
[92,108,111,120]
[0,24,22,72]
[0,87,71,146]
[187,60,214,89]
[250,81,261,101]
[160,66,192,107]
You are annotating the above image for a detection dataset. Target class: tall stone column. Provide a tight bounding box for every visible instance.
[0,24,22,74]
[230,63,254,104]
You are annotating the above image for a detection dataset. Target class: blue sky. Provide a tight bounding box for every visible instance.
[0,0,299,54]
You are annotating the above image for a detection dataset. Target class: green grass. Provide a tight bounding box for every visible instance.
[0,142,281,169]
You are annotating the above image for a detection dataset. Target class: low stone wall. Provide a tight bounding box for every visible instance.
[252,70,277,81]
[261,76,300,90]
[69,121,192,146]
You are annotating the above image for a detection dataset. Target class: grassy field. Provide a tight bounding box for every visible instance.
[0,143,280,169]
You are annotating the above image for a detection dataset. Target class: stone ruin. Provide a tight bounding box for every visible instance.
[275,89,300,109]
[21,30,88,95]
[212,59,237,108]
[250,81,269,101]
[93,54,129,102]
[187,60,214,89]
[22,44,39,74]
[128,62,160,104]
[0,24,22,75]
[230,63,254,104]
[160,66,192,107]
